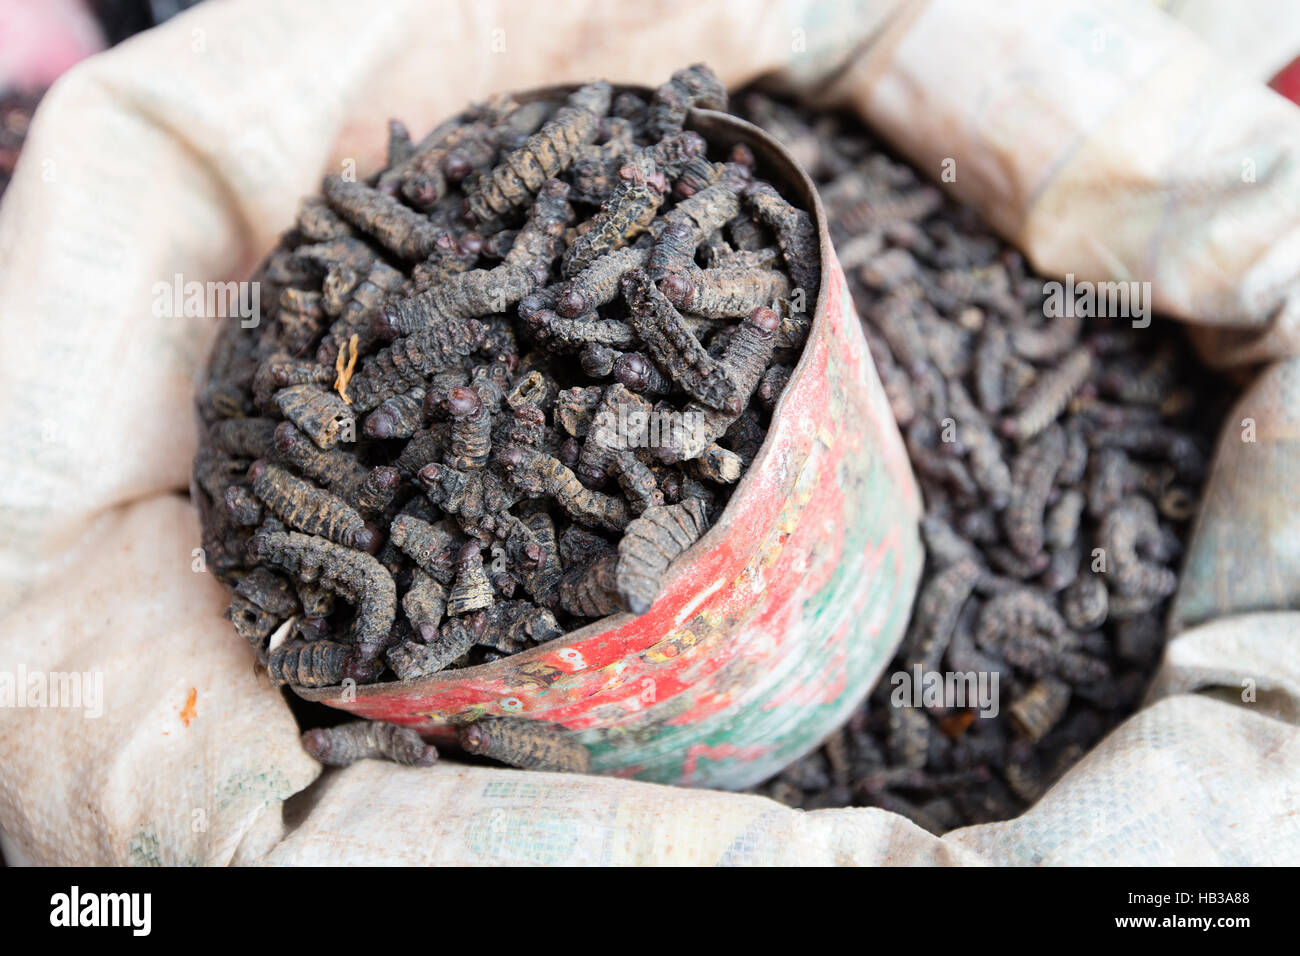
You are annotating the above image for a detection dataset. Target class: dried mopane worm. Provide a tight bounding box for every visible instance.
[193,65,816,701]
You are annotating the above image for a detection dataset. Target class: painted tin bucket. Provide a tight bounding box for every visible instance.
[297,89,924,790]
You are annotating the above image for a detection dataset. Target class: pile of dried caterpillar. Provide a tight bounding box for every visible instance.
[194,65,816,713]
[737,92,1230,831]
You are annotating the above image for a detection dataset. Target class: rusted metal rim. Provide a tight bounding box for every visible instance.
[295,85,831,703]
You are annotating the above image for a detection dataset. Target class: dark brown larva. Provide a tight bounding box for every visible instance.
[346,319,487,412]
[661,266,790,320]
[465,82,612,223]
[558,245,652,317]
[250,531,396,665]
[562,158,666,276]
[646,64,727,140]
[323,175,443,261]
[498,445,630,532]
[250,461,376,553]
[265,639,378,688]
[377,267,532,340]
[274,384,355,451]
[745,181,820,302]
[621,269,737,412]
[302,720,438,767]
[386,618,478,679]
[388,514,459,584]
[458,718,592,773]
[364,387,426,442]
[446,385,493,471]
[614,499,710,614]
[402,569,447,641]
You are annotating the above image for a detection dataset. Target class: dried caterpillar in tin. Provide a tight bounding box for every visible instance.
[458,717,592,774]
[443,385,493,471]
[562,157,667,276]
[275,288,328,357]
[529,310,638,353]
[656,307,780,462]
[621,269,737,413]
[317,260,406,366]
[498,445,630,532]
[346,319,487,412]
[249,531,397,665]
[447,542,494,615]
[274,384,355,450]
[745,181,819,302]
[465,82,612,223]
[662,265,790,320]
[402,568,447,641]
[646,63,727,139]
[250,461,378,553]
[208,417,278,460]
[266,639,379,688]
[614,499,710,614]
[322,175,442,261]
[653,162,752,243]
[364,387,426,440]
[376,267,533,340]
[272,422,398,516]
[557,245,652,317]
[387,620,476,679]
[302,720,438,767]
[389,513,459,584]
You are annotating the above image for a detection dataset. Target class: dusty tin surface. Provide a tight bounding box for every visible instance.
[297,102,923,790]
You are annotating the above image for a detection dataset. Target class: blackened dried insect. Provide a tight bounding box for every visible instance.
[558,245,652,317]
[745,181,820,302]
[458,717,592,774]
[557,550,621,617]
[364,387,426,440]
[446,385,493,470]
[465,82,612,223]
[347,319,487,412]
[323,175,442,261]
[661,266,790,320]
[654,162,751,243]
[266,639,379,688]
[389,514,458,584]
[614,499,709,613]
[498,445,630,532]
[250,531,396,664]
[561,158,666,276]
[622,269,736,412]
[377,268,531,340]
[530,309,638,353]
[251,461,377,553]
[613,352,672,397]
[302,720,438,767]
[447,542,494,615]
[274,384,355,450]
[387,617,478,679]
[402,569,447,641]
[647,63,727,140]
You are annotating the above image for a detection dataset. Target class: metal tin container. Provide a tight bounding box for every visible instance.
[298,90,924,790]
